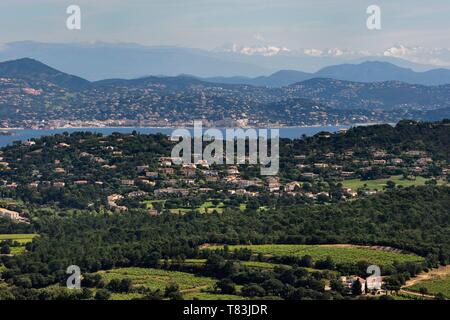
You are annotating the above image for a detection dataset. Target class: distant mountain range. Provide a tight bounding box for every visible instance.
[0,41,446,81]
[0,58,449,127]
[200,61,450,87]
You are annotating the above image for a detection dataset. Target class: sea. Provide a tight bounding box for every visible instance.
[0,125,356,148]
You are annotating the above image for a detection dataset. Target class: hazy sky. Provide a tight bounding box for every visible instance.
[0,0,449,51]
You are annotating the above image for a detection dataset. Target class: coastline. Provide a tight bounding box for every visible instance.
[0,123,378,131]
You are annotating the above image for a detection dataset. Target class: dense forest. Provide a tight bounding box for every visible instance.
[1,187,449,292]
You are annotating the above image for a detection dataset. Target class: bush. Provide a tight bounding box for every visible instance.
[95,289,111,300]
[241,284,266,297]
[215,279,236,294]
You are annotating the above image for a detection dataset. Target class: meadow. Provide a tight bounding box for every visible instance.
[206,244,424,267]
[341,175,445,191]
[172,259,283,270]
[96,267,243,300]
[0,234,37,256]
[144,200,226,214]
[0,234,37,244]
[408,274,450,298]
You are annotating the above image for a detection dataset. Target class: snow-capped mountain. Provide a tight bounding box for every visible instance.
[303,48,371,58]
[384,44,450,67]
[214,43,291,56]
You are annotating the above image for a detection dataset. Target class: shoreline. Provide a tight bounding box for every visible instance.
[0,123,383,131]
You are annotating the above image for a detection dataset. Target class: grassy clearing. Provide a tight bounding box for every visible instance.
[145,200,225,214]
[408,274,450,298]
[169,208,192,214]
[206,244,424,267]
[96,267,246,300]
[197,201,224,214]
[174,259,283,270]
[171,259,330,275]
[10,247,26,255]
[242,261,283,269]
[392,293,429,300]
[0,234,37,256]
[97,267,216,292]
[342,175,445,191]
[184,292,245,300]
[0,234,37,244]
[143,200,165,209]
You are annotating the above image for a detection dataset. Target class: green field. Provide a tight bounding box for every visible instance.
[174,259,283,270]
[144,200,225,214]
[171,259,329,275]
[183,292,245,300]
[342,175,444,191]
[143,200,165,209]
[408,274,450,298]
[96,267,243,300]
[0,234,37,256]
[98,267,216,292]
[0,234,37,244]
[197,201,225,214]
[206,244,424,267]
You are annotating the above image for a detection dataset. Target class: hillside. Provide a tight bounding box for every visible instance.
[202,62,450,87]
[0,58,91,91]
[1,58,450,127]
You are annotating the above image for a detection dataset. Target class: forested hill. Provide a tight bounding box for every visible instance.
[2,58,450,127]
[1,186,449,289]
[0,120,449,299]
[281,120,450,161]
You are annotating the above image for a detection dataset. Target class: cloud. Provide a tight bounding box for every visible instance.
[384,44,450,66]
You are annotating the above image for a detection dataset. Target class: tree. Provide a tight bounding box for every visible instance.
[0,244,10,255]
[81,288,93,300]
[106,279,122,292]
[261,278,285,296]
[95,289,111,300]
[434,293,446,300]
[119,278,133,293]
[418,287,428,296]
[82,273,102,288]
[315,256,335,270]
[299,255,313,268]
[386,180,396,189]
[330,279,345,295]
[215,279,236,294]
[165,282,183,300]
[352,279,363,296]
[241,284,266,297]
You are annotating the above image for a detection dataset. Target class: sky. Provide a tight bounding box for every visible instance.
[0,0,449,53]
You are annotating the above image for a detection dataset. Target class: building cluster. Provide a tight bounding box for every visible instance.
[0,132,448,217]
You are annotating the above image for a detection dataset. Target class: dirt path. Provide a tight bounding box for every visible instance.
[399,264,450,298]
[403,265,450,287]
[319,244,409,254]
[399,289,435,299]
[181,285,210,294]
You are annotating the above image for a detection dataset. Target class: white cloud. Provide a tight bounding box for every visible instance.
[384,44,450,66]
